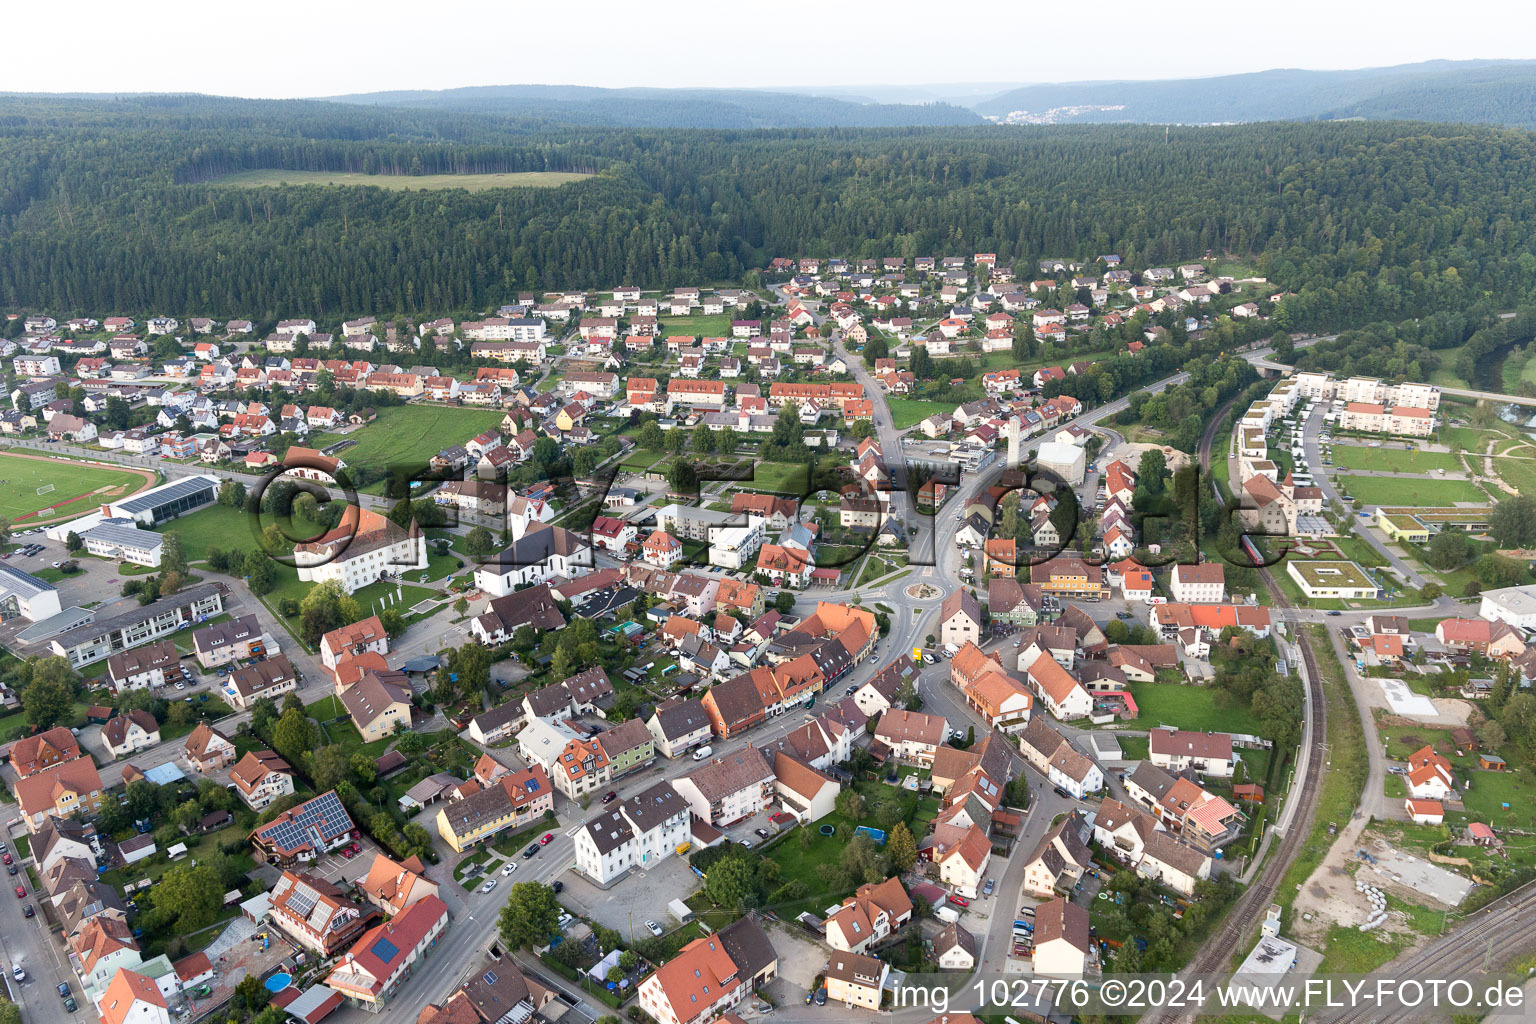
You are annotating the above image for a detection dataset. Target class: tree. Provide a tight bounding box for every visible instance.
[246,552,278,595]
[691,424,716,455]
[1426,530,1472,570]
[498,882,562,949]
[1419,582,1443,601]
[151,862,222,932]
[309,745,353,792]
[637,421,665,451]
[379,608,407,637]
[160,532,188,576]
[464,525,497,561]
[835,789,866,821]
[667,460,698,495]
[21,661,76,729]
[272,707,317,766]
[886,821,917,872]
[774,591,796,614]
[703,853,761,911]
[1491,495,1536,549]
[217,479,248,509]
[299,579,362,646]
[453,595,470,617]
[1137,449,1167,495]
[250,697,279,738]
[1476,719,1508,750]
[65,530,82,552]
[666,428,689,456]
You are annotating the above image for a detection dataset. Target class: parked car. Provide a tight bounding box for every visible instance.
[551,880,563,894]
[540,833,554,845]
[501,862,517,876]
[21,904,33,918]
[12,965,23,981]
[949,894,970,907]
[755,828,770,839]
[57,983,70,999]
[602,791,617,804]
[983,878,995,896]
[645,920,664,937]
[6,864,17,876]
[523,845,539,859]
[2,853,12,865]
[815,988,827,1006]
[1053,786,1074,800]
[692,745,714,761]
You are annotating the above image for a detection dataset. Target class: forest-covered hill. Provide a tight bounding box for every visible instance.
[2,94,1535,335]
[973,59,1536,128]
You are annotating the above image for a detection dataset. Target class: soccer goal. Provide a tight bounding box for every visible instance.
[35,484,54,496]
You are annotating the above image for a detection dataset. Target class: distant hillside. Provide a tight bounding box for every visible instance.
[324,84,984,129]
[972,60,1536,128]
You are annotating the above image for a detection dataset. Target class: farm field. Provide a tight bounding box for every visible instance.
[211,169,593,191]
[312,405,508,476]
[1330,445,1463,474]
[0,450,154,524]
[1335,475,1489,507]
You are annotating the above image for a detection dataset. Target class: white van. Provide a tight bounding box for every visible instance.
[692,745,714,761]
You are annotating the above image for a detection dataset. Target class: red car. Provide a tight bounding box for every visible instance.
[13,886,24,899]
[602,792,617,804]
[540,833,555,845]
[1,854,11,865]
[949,894,970,907]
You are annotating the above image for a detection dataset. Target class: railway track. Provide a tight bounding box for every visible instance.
[1142,397,1331,1024]
[1320,879,1536,1024]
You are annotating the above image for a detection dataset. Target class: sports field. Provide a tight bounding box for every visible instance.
[311,405,509,476]
[0,450,154,524]
[212,169,592,192]
[1335,474,1489,507]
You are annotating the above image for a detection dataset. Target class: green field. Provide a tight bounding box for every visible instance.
[726,460,814,497]
[212,169,593,192]
[1330,445,1464,474]
[0,451,150,523]
[1336,475,1489,507]
[1126,682,1267,736]
[886,398,955,430]
[658,313,734,338]
[1459,770,1536,831]
[313,405,508,475]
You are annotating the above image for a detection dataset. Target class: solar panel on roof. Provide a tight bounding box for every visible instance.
[370,937,400,963]
[483,970,498,986]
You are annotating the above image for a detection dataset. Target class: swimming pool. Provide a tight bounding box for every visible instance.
[264,973,292,993]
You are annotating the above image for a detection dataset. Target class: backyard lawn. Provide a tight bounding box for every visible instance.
[1126,682,1267,737]
[1459,769,1536,831]
[1336,475,1490,507]
[1330,446,1463,475]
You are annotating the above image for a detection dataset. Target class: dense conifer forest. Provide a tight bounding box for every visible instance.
[2,95,1535,330]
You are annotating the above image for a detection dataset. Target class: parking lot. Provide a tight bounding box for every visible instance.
[557,853,696,940]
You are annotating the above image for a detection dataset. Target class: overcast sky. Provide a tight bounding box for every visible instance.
[6,0,1533,99]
